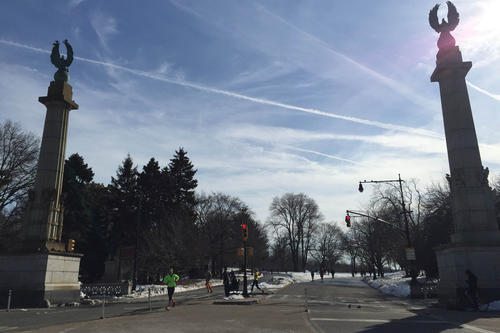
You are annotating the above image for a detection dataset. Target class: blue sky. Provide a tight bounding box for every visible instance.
[1,0,500,225]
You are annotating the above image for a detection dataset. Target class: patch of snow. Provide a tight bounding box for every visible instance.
[487,300,500,311]
[128,279,223,299]
[224,294,244,300]
[363,271,411,298]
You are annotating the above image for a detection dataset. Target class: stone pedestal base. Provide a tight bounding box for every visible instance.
[0,252,82,307]
[436,245,500,306]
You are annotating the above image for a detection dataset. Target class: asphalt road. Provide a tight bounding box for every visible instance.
[1,276,499,332]
[0,284,224,332]
[273,277,500,333]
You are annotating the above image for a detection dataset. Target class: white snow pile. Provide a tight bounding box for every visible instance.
[363,271,411,298]
[487,300,500,311]
[281,271,352,283]
[224,294,244,300]
[129,279,223,299]
[259,275,294,290]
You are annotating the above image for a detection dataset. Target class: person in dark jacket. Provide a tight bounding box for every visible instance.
[223,267,230,297]
[465,269,479,310]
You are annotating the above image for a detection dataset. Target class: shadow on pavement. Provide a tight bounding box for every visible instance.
[356,307,500,333]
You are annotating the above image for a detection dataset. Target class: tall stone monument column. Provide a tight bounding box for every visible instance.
[0,40,82,307]
[429,2,500,306]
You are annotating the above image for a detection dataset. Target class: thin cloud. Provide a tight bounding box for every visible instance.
[89,12,118,50]
[256,5,439,112]
[0,39,441,139]
[467,80,500,101]
[278,144,363,165]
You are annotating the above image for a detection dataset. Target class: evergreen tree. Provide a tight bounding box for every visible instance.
[62,153,94,241]
[109,154,139,249]
[168,148,197,207]
[83,182,113,282]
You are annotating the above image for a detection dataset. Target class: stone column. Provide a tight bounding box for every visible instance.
[0,80,82,307]
[21,81,78,252]
[431,42,500,306]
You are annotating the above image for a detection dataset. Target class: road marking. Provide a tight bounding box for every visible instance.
[457,323,498,333]
[310,318,450,324]
[0,327,19,332]
[427,314,499,333]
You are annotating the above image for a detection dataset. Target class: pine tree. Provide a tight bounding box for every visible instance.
[168,148,197,207]
[62,153,94,242]
[110,154,139,248]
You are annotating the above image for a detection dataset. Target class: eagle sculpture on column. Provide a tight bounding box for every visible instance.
[50,39,74,82]
[429,1,459,54]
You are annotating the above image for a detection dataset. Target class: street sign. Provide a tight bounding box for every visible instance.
[405,248,416,261]
[237,247,254,257]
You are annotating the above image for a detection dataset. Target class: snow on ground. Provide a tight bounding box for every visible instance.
[119,279,224,299]
[361,271,500,312]
[362,271,411,298]
[224,294,244,300]
[488,300,500,311]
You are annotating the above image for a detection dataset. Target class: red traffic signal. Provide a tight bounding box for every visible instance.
[345,215,351,227]
[242,224,248,241]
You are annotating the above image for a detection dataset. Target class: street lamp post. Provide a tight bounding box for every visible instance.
[358,174,417,286]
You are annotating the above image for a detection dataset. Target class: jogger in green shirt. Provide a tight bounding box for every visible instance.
[163,267,180,310]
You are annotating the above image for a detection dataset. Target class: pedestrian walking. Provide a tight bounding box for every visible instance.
[251,268,263,293]
[319,268,324,281]
[163,267,180,310]
[465,269,479,310]
[310,270,315,281]
[205,270,213,293]
[223,267,230,297]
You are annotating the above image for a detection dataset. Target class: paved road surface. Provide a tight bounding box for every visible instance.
[276,277,500,333]
[1,275,499,332]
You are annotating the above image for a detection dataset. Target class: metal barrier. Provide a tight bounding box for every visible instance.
[81,282,132,297]
[420,281,438,299]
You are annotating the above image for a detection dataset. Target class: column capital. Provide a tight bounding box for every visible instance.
[38,81,78,110]
[430,46,472,82]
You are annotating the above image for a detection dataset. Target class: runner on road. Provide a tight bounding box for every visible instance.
[205,270,213,293]
[163,267,180,310]
[251,268,263,293]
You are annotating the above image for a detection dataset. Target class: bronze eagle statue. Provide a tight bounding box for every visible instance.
[429,1,459,53]
[429,1,459,33]
[50,40,74,82]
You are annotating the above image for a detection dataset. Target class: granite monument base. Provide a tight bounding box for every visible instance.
[0,252,82,308]
[436,245,500,307]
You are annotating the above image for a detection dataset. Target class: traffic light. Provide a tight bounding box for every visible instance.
[345,215,351,228]
[67,238,75,252]
[241,224,248,242]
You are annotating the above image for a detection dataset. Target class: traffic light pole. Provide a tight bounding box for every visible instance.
[242,240,249,297]
[358,174,418,286]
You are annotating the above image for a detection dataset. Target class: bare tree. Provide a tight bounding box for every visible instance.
[341,228,361,276]
[311,223,344,270]
[0,120,39,217]
[268,193,322,271]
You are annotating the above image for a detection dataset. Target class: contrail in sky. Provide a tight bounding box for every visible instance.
[256,6,439,113]
[279,144,363,165]
[0,39,441,138]
[466,80,500,101]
